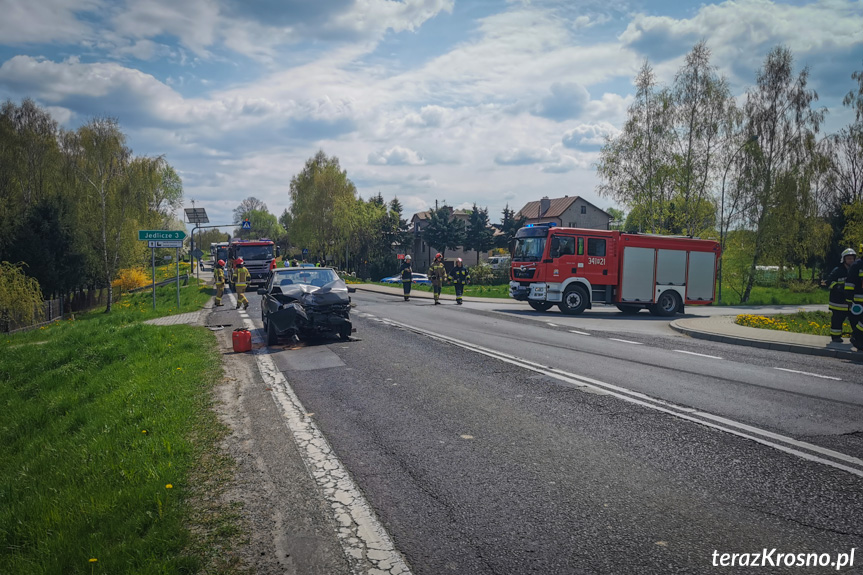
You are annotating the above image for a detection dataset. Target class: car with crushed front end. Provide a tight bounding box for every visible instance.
[258,267,354,345]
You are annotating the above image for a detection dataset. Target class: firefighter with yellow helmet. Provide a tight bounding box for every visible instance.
[213,259,226,307]
[234,258,250,310]
[427,253,447,305]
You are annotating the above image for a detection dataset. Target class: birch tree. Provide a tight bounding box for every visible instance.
[735,46,824,302]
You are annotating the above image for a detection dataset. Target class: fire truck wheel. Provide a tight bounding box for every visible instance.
[650,290,682,317]
[558,285,588,315]
[528,301,554,312]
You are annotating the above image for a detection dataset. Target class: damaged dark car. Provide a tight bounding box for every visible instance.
[258,267,355,345]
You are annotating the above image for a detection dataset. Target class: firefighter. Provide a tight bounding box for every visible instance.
[213,259,226,307]
[234,258,250,310]
[428,253,447,305]
[845,247,863,351]
[400,255,413,301]
[822,248,856,342]
[451,258,469,305]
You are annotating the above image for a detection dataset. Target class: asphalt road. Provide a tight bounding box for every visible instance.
[242,290,863,574]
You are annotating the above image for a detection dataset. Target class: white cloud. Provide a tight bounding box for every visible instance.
[562,122,619,149]
[533,82,591,121]
[0,0,100,44]
[368,146,426,165]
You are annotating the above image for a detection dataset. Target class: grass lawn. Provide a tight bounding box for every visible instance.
[0,281,244,575]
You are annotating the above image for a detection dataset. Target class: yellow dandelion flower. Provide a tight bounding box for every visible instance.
[166,484,173,489]
[89,558,98,563]
[142,430,148,434]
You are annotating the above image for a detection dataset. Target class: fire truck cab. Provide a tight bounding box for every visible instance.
[509,223,720,316]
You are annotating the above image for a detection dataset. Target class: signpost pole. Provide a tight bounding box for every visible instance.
[152,247,156,310]
[176,247,181,309]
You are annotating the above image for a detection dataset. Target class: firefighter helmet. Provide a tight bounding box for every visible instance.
[456,258,463,264]
[435,253,442,260]
[217,259,225,267]
[236,258,244,266]
[405,255,411,261]
[841,248,857,261]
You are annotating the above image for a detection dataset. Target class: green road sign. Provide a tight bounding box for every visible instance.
[138,230,186,241]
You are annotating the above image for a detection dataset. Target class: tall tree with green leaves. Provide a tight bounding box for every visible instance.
[735,46,825,302]
[597,60,675,233]
[289,151,357,262]
[668,41,735,236]
[422,204,465,259]
[464,204,495,265]
[0,261,44,332]
[62,118,146,312]
[232,208,284,240]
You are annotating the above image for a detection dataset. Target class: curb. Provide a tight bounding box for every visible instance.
[669,318,863,362]
[352,283,521,304]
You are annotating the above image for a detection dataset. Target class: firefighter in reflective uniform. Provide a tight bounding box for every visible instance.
[450,258,469,305]
[428,253,447,305]
[213,259,226,307]
[822,248,856,342]
[400,255,413,301]
[845,248,863,351]
[234,258,250,310]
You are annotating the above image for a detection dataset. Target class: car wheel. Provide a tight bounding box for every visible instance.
[266,317,278,346]
[616,304,642,315]
[558,285,588,315]
[339,324,352,341]
[528,301,554,312]
[649,290,682,316]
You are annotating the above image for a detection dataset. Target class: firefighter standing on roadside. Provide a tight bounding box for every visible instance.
[845,247,863,351]
[428,253,447,305]
[213,259,226,307]
[400,255,413,301]
[822,248,856,342]
[451,258,469,305]
[234,258,250,310]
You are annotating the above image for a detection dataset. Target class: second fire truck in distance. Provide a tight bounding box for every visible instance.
[509,223,720,316]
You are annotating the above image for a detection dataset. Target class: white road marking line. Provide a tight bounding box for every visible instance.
[609,338,643,345]
[569,330,591,336]
[378,317,863,478]
[774,367,841,381]
[546,323,559,327]
[242,315,413,575]
[674,350,723,360]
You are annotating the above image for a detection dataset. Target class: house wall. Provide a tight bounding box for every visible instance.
[558,199,610,230]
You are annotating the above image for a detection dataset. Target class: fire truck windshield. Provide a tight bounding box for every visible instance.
[513,237,546,262]
[237,245,274,260]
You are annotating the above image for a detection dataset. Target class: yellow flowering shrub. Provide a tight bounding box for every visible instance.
[112,268,150,294]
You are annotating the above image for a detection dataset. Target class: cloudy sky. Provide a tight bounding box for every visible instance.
[1,0,861,231]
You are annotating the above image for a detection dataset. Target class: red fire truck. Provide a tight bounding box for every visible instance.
[509,223,720,316]
[226,238,277,289]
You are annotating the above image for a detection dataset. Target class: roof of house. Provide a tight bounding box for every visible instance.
[516,196,611,220]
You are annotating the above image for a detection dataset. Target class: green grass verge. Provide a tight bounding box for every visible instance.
[736,310,850,337]
[715,285,828,306]
[0,282,246,574]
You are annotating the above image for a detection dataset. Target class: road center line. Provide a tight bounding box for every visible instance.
[378,317,863,478]
[674,350,723,360]
[546,323,559,327]
[569,330,591,336]
[774,367,841,381]
[608,338,643,345]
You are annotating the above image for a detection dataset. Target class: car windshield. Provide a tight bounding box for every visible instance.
[237,245,274,260]
[513,237,546,262]
[273,269,339,287]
